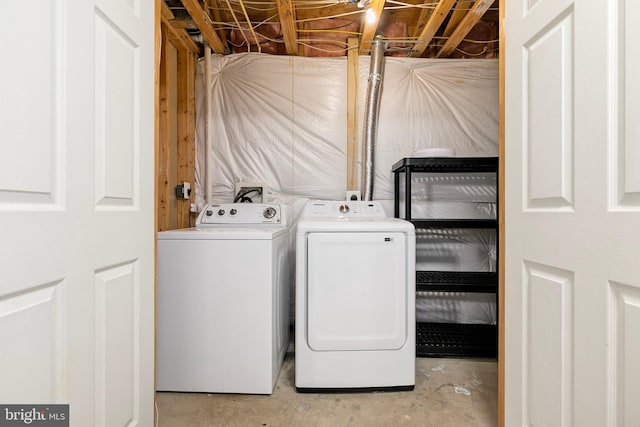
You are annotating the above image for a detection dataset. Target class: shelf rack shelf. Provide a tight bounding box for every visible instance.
[393,156,499,358]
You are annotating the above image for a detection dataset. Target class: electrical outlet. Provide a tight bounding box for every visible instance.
[346,191,361,201]
[175,182,191,200]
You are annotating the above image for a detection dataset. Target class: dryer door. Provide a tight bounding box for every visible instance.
[306,232,407,351]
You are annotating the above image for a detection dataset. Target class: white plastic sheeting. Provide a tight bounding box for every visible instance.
[194,53,499,324]
[195,53,498,209]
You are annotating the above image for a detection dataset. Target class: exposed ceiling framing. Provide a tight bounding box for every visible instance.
[162,0,499,58]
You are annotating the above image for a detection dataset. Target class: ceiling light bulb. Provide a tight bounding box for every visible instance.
[365,7,376,24]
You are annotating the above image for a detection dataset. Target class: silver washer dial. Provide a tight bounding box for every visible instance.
[263,207,277,219]
[339,204,350,213]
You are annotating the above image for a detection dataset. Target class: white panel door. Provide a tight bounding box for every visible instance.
[0,0,155,425]
[505,0,640,426]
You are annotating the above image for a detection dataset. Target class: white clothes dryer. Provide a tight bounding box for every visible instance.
[295,201,416,392]
[156,203,290,394]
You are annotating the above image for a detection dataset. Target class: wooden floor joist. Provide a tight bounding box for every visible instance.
[436,0,494,57]
[276,0,298,55]
[410,0,457,58]
[179,0,227,54]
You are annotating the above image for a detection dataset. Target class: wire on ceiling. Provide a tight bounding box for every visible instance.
[237,0,262,52]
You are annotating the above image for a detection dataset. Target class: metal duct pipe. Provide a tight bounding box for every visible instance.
[361,37,386,201]
[190,33,204,44]
[204,44,213,204]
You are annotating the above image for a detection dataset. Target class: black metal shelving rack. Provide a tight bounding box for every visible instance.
[392,156,498,358]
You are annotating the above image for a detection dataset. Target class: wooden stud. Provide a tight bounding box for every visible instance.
[157,29,171,231]
[410,0,457,57]
[347,37,359,191]
[436,0,493,57]
[176,50,196,229]
[359,0,385,54]
[180,0,227,54]
[276,0,298,55]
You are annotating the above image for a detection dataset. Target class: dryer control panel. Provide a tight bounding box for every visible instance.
[197,203,285,227]
[302,201,387,218]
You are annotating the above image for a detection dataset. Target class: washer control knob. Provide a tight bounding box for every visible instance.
[263,207,277,219]
[230,208,237,216]
[339,204,350,214]
[217,209,225,216]
[205,210,213,216]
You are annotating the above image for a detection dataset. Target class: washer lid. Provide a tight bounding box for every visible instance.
[158,227,288,240]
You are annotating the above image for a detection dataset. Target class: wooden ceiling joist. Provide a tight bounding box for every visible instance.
[205,0,227,47]
[410,1,433,40]
[409,0,457,58]
[161,0,496,58]
[359,0,386,54]
[276,0,298,55]
[443,0,473,37]
[161,2,199,54]
[161,0,175,21]
[179,0,227,54]
[436,0,493,57]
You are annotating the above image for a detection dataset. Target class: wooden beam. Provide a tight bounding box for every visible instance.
[205,0,227,47]
[171,27,200,54]
[276,0,298,55]
[359,0,385,54]
[161,1,199,53]
[168,19,191,29]
[410,1,433,39]
[410,0,457,57]
[176,50,196,229]
[443,0,473,37]
[157,31,171,231]
[297,19,305,56]
[160,0,175,21]
[180,0,227,54]
[436,0,493,57]
[347,37,359,191]
[161,20,200,54]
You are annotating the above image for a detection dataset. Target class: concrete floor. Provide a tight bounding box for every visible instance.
[156,349,497,427]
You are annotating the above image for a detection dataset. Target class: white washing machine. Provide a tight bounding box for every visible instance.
[295,200,416,392]
[156,203,290,394]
